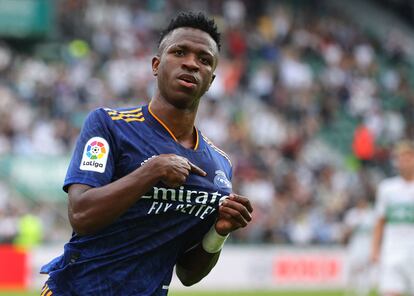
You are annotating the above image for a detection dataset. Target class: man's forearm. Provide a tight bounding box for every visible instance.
[176,243,221,286]
[176,194,252,287]
[371,217,385,261]
[68,154,206,236]
[176,224,229,286]
[69,162,162,235]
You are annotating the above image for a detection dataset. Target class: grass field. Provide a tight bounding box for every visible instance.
[0,291,378,296]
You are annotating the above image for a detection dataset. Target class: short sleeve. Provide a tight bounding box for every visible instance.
[375,181,387,219]
[63,109,117,192]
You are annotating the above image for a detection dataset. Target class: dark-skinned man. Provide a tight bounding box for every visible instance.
[40,12,253,296]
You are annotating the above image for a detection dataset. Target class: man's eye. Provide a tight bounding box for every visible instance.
[174,50,184,56]
[200,57,211,65]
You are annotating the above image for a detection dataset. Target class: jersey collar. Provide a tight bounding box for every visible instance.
[144,104,200,151]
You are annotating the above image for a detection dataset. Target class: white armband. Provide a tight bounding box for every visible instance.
[201,225,229,253]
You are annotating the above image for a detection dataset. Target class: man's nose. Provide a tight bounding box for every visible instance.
[181,54,199,72]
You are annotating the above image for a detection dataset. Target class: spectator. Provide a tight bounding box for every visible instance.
[0,0,413,245]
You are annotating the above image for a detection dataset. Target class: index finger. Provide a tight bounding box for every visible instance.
[229,194,253,213]
[188,161,207,177]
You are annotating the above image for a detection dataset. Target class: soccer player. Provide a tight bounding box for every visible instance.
[40,12,253,295]
[371,140,414,296]
[343,196,376,296]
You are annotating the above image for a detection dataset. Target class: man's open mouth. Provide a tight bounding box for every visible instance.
[178,74,198,86]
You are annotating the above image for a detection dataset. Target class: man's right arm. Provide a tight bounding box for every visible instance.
[371,216,385,263]
[371,182,386,263]
[68,155,206,236]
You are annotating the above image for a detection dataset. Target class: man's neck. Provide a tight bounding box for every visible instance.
[149,97,198,149]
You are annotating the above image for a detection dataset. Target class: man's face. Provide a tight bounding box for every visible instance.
[395,148,414,177]
[152,27,218,109]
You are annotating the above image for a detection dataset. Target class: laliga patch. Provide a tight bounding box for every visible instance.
[214,170,232,189]
[80,137,109,173]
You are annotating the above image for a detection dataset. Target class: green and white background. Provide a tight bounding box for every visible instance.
[2,0,414,295]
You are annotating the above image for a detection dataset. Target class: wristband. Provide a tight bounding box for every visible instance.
[201,225,229,253]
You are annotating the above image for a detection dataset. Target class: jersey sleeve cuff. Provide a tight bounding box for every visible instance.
[63,178,106,193]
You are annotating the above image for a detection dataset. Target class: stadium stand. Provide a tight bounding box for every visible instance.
[0,0,413,247]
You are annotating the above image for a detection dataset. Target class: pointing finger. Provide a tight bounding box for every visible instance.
[188,161,207,177]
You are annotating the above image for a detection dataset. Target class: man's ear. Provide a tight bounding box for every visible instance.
[152,56,160,76]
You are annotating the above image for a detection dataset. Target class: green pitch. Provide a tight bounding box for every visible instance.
[171,292,346,296]
[0,291,378,296]
[170,292,378,296]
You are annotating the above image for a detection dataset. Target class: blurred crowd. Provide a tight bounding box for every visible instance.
[1,0,414,245]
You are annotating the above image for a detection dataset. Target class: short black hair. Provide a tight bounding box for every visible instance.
[158,12,221,51]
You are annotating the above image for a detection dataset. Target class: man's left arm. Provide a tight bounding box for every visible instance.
[176,194,253,286]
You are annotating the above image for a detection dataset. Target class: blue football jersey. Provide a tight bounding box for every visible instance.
[40,104,233,296]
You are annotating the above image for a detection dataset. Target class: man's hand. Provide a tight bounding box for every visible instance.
[215,194,253,236]
[148,154,207,188]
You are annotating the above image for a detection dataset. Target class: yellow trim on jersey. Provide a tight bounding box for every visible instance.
[148,102,199,150]
[110,114,145,121]
[106,108,145,122]
[40,283,53,296]
[194,128,199,150]
[148,103,178,141]
[117,107,142,114]
[106,108,142,116]
[202,133,232,166]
